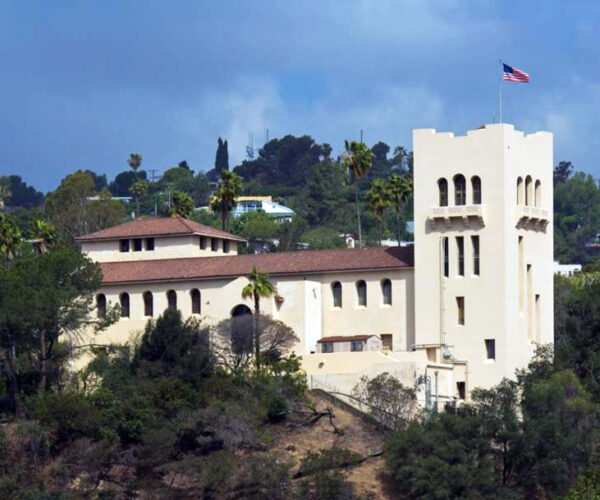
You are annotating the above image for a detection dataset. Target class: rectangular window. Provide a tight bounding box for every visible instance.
[223,240,230,253]
[442,237,449,277]
[381,334,393,350]
[351,341,364,352]
[456,237,464,276]
[322,342,333,353]
[145,237,155,251]
[527,264,533,341]
[119,239,129,252]
[133,238,142,252]
[200,236,207,250]
[535,294,541,343]
[485,339,496,360]
[457,381,466,400]
[211,238,219,252]
[518,236,524,314]
[471,235,480,276]
[457,297,465,325]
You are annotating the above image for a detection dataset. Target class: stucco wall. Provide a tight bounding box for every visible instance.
[413,124,553,392]
[87,267,414,356]
[81,235,238,262]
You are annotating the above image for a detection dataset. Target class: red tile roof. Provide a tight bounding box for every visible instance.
[317,335,378,343]
[99,246,414,284]
[75,217,245,242]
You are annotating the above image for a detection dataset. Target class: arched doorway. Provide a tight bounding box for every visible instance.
[230,304,253,355]
[231,304,252,317]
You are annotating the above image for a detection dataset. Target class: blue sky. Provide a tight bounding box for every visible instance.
[1,1,600,192]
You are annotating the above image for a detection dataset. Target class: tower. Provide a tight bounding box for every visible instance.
[413,124,553,394]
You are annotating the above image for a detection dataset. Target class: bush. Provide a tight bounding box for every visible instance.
[33,392,102,443]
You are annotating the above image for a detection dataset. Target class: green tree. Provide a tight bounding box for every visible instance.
[130,179,149,217]
[46,171,125,239]
[127,153,143,175]
[215,137,229,175]
[302,226,345,250]
[29,219,55,254]
[388,174,412,246]
[210,170,243,231]
[170,191,194,219]
[554,160,574,185]
[0,213,21,263]
[365,178,392,245]
[342,140,374,247]
[304,159,346,227]
[241,266,275,376]
[230,210,278,253]
[0,180,11,211]
[0,248,111,412]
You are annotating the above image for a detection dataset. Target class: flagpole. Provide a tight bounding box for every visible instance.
[499,59,503,123]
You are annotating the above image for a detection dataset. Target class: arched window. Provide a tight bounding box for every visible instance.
[143,291,153,317]
[525,176,533,206]
[356,280,367,307]
[438,178,448,207]
[331,282,342,308]
[191,289,201,314]
[381,279,392,305]
[517,177,524,205]
[471,176,481,204]
[454,174,466,206]
[166,290,177,310]
[120,293,130,318]
[534,180,541,207]
[96,294,106,319]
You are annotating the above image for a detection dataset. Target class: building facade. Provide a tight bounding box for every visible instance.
[78,124,554,403]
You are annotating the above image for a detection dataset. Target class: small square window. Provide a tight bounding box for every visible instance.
[120,239,130,252]
[485,339,496,360]
[322,342,333,353]
[133,238,142,252]
[223,240,230,253]
[211,238,219,252]
[457,297,465,325]
[200,236,207,250]
[145,237,155,251]
[351,341,363,352]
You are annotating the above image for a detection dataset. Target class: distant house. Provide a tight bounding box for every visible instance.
[553,261,582,277]
[317,335,384,353]
[232,196,295,222]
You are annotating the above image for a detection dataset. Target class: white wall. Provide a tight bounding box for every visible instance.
[413,124,553,393]
[81,235,238,262]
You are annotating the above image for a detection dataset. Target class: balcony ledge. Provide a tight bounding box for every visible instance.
[515,205,550,229]
[429,204,485,228]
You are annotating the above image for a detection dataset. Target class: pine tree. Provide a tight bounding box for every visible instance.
[215,138,229,174]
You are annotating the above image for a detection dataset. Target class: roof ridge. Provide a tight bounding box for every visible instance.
[177,216,195,233]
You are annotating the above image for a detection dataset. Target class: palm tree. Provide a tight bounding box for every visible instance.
[30,219,55,254]
[241,265,275,376]
[0,213,21,263]
[342,140,374,247]
[127,153,143,176]
[366,179,392,245]
[0,181,11,211]
[388,174,413,246]
[130,179,149,217]
[210,170,243,231]
[170,191,194,218]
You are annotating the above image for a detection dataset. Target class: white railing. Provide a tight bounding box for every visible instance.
[429,205,485,221]
[516,205,550,222]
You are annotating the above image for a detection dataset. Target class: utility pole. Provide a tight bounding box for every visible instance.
[360,129,363,143]
[147,169,159,182]
[266,128,269,144]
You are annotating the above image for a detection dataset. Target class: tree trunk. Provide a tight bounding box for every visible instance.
[7,340,22,417]
[354,180,362,247]
[378,217,382,246]
[254,292,260,377]
[395,205,401,247]
[136,198,140,218]
[39,329,47,394]
[222,211,226,231]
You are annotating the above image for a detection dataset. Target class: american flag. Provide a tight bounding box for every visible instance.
[503,63,530,83]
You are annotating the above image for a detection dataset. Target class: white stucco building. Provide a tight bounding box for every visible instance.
[77,124,554,406]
